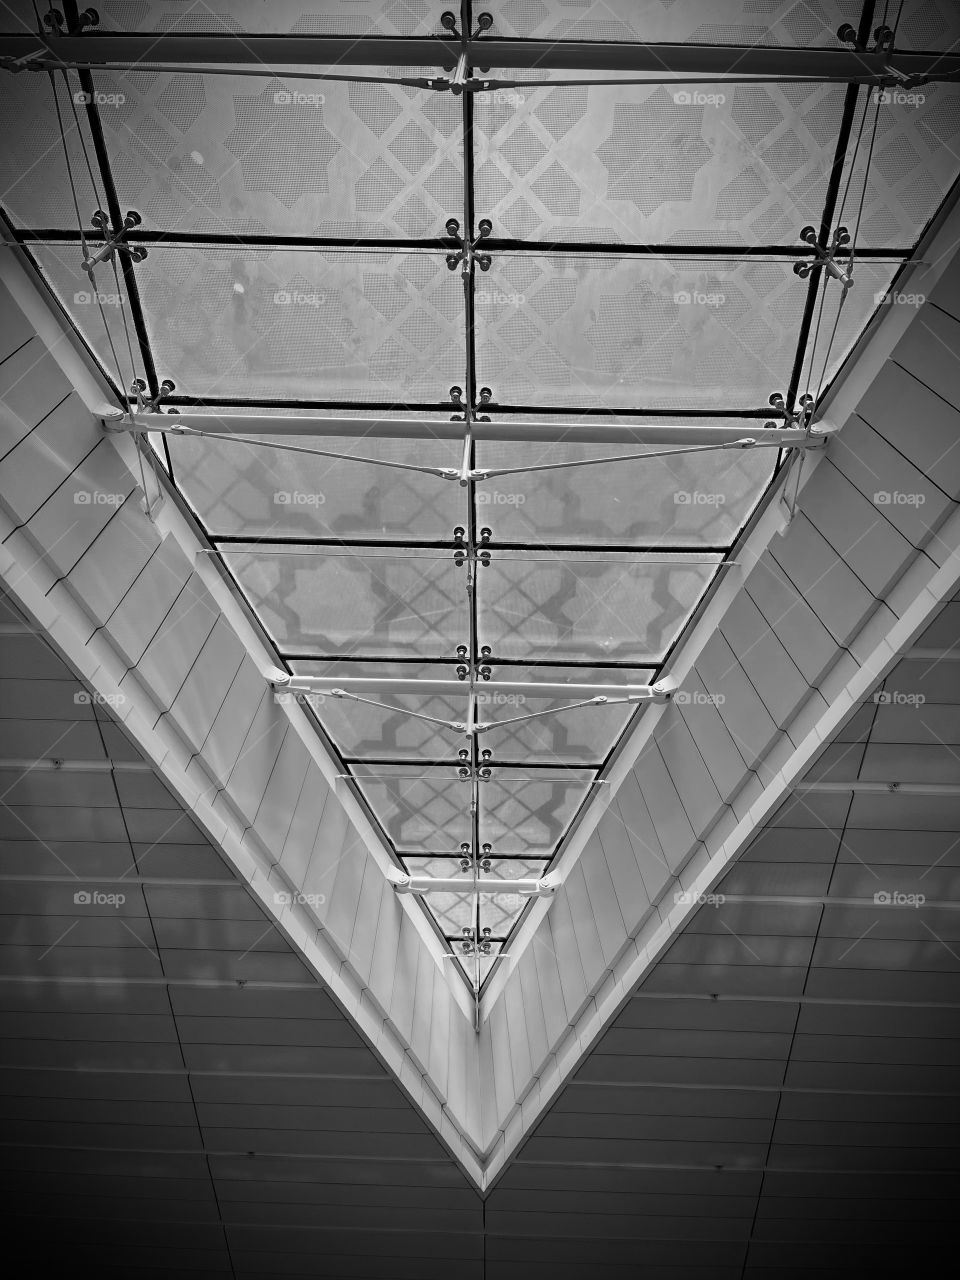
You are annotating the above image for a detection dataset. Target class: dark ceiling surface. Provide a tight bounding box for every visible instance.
[2,576,958,1276]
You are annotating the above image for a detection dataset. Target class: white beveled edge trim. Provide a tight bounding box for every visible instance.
[479,196,960,1019]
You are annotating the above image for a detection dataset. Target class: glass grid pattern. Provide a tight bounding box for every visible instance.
[3,0,957,991]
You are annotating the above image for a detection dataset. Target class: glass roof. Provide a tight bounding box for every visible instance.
[2,0,958,994]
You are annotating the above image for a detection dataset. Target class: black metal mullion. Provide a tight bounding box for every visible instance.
[210,535,732,554]
[13,227,912,260]
[786,0,876,411]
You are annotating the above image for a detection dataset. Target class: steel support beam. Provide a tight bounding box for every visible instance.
[5,34,960,81]
[103,410,827,449]
[273,674,677,701]
[394,876,556,896]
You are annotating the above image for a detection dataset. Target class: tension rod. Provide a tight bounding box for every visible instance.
[290,687,467,733]
[468,433,826,483]
[110,420,462,482]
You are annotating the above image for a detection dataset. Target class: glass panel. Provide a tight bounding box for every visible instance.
[479,551,720,661]
[837,83,960,247]
[351,765,470,852]
[475,254,805,408]
[220,546,468,658]
[477,692,634,766]
[0,70,102,229]
[92,70,461,239]
[797,261,901,398]
[30,244,139,390]
[309,690,464,762]
[475,82,842,246]
[485,1,857,44]
[134,246,462,401]
[481,769,596,853]
[475,438,776,546]
[170,433,463,539]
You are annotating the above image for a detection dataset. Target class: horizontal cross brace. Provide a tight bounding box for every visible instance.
[394,876,555,897]
[6,34,960,81]
[103,409,826,449]
[273,674,676,701]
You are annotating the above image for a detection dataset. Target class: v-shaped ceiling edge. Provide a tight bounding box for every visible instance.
[3,198,960,1189]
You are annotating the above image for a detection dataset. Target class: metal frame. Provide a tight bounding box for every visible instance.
[2,0,939,1000]
[5,31,960,81]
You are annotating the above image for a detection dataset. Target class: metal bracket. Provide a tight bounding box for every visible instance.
[453,526,492,568]
[43,6,100,33]
[837,21,921,87]
[444,217,493,273]
[455,645,492,683]
[794,225,853,290]
[769,393,818,433]
[131,377,176,414]
[83,209,147,275]
[457,747,494,781]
